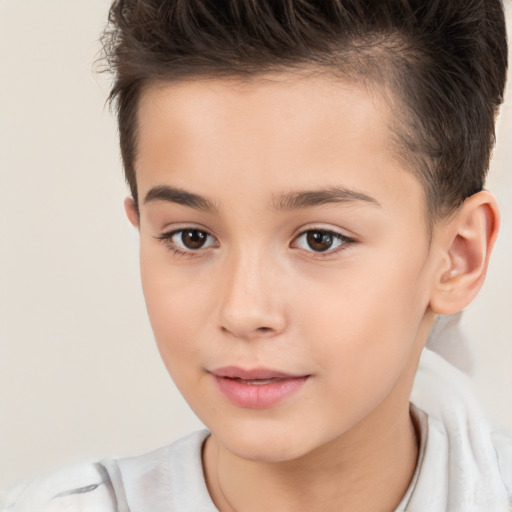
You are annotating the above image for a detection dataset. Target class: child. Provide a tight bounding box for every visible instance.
[1,0,511,510]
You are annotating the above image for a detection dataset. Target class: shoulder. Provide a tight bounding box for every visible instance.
[0,461,117,512]
[1,430,214,512]
[408,348,512,510]
[492,428,512,501]
[115,429,214,511]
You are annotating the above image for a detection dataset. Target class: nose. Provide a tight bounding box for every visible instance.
[218,251,287,340]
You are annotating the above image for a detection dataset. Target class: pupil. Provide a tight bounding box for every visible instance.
[182,230,207,249]
[307,231,333,252]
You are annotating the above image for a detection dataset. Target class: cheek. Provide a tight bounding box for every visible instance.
[139,252,213,370]
[294,249,430,396]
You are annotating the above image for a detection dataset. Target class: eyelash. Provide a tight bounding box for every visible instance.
[156,228,217,258]
[156,227,356,258]
[292,228,356,257]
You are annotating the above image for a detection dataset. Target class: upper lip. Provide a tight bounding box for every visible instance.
[210,366,307,380]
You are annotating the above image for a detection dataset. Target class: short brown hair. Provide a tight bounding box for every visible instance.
[101,0,508,219]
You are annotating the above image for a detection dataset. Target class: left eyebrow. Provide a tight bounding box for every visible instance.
[273,186,381,211]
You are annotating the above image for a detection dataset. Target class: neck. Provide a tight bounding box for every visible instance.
[203,398,419,512]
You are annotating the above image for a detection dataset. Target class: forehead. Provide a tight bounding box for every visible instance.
[137,72,391,152]
[135,72,424,220]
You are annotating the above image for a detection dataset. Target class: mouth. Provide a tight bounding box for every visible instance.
[227,377,289,385]
[209,366,310,409]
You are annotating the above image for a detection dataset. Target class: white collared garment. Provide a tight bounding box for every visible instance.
[1,348,511,512]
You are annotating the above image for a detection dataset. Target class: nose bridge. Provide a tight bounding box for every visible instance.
[218,243,286,339]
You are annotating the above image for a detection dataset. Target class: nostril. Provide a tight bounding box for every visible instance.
[220,323,278,340]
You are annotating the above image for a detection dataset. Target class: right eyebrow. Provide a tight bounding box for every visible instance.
[143,185,219,213]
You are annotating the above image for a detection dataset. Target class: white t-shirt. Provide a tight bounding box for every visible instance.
[1,349,511,512]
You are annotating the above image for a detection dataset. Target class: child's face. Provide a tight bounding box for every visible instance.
[130,73,440,462]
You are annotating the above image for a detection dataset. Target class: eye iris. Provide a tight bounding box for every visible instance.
[181,230,207,249]
[306,230,333,252]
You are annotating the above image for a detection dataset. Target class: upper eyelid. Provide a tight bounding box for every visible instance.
[155,224,354,245]
[157,227,347,239]
[157,224,215,238]
[156,226,351,238]
[293,225,354,240]
[297,227,345,236]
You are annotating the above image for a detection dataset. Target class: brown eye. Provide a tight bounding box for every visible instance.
[293,229,352,254]
[180,229,208,249]
[158,228,217,254]
[306,230,334,252]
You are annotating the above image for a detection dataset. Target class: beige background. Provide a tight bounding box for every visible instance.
[0,0,511,489]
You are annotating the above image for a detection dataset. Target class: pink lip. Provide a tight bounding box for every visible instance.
[210,366,310,409]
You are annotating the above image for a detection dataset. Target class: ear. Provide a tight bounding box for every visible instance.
[429,191,500,315]
[124,196,140,229]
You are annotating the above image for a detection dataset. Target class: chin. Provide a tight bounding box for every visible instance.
[223,436,307,463]
[208,417,335,464]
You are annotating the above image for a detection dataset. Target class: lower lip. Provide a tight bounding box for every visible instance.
[213,375,309,409]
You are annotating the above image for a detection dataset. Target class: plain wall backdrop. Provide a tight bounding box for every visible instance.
[1,0,511,489]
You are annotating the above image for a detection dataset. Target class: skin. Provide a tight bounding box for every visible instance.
[125,72,499,511]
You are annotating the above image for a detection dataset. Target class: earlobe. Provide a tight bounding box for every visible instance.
[430,191,500,315]
[124,196,140,228]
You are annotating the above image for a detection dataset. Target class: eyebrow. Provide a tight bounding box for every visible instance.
[273,186,381,210]
[143,184,380,213]
[144,185,218,213]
